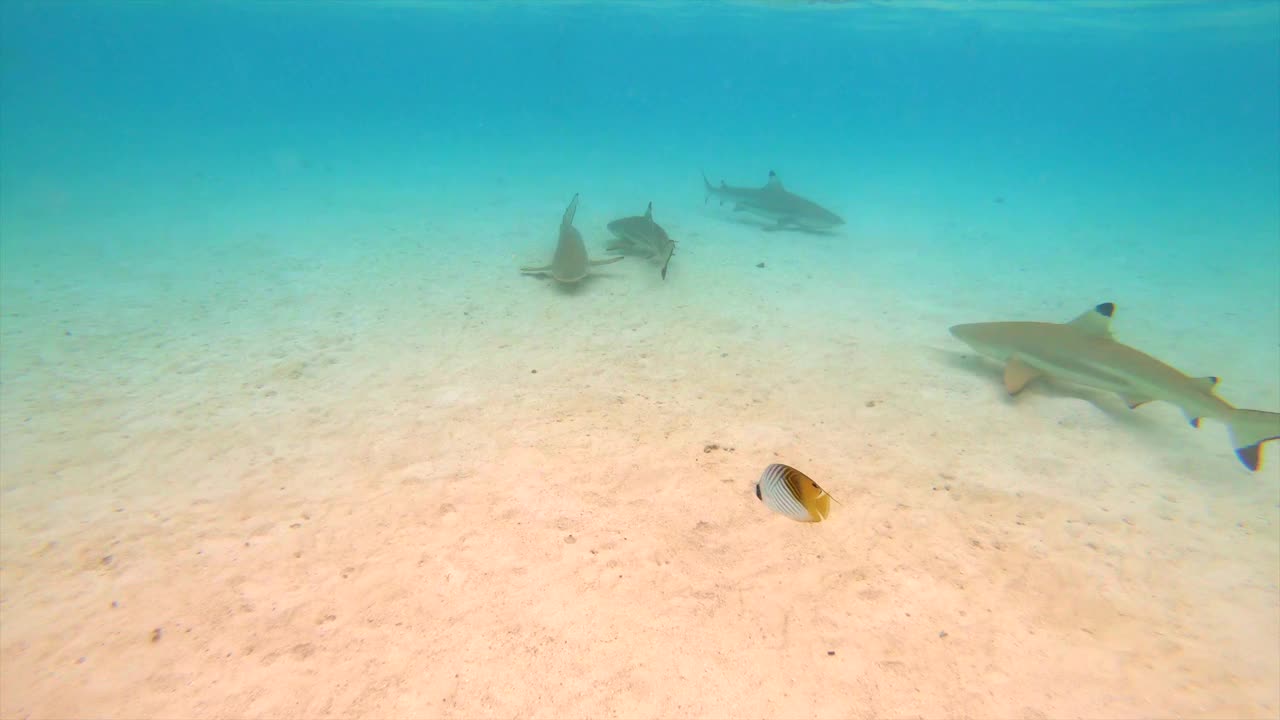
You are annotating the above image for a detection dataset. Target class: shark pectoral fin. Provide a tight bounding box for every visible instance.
[590,256,625,266]
[1003,356,1041,395]
[1066,302,1116,337]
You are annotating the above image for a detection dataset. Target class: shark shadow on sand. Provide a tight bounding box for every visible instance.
[935,346,1159,429]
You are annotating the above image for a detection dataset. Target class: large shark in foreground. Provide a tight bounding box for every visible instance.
[702,170,844,232]
[949,302,1280,472]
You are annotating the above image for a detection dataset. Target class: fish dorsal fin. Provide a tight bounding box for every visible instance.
[561,193,579,228]
[765,170,784,191]
[644,202,653,220]
[1066,302,1116,338]
[789,471,831,522]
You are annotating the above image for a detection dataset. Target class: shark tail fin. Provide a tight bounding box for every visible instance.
[1227,408,1280,471]
[701,171,714,204]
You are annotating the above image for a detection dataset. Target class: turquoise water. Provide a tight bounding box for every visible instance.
[1,2,1278,718]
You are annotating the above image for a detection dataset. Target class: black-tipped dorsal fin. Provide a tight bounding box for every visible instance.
[644,202,653,220]
[1066,302,1116,338]
[765,170,783,190]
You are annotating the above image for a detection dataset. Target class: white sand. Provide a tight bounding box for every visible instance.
[1,193,1278,719]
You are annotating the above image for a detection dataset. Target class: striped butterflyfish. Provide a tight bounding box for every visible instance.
[754,463,834,522]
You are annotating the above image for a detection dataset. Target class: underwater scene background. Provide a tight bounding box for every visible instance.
[1,1,1278,717]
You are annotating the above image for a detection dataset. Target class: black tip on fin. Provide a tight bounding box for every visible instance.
[1095,302,1116,317]
[1236,443,1262,471]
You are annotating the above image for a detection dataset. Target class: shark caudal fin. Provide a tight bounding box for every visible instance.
[701,171,715,204]
[1227,409,1280,471]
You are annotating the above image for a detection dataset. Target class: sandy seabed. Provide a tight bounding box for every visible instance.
[1,199,1278,719]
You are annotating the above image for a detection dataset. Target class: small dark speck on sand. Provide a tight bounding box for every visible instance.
[531,369,537,374]
[756,262,766,268]
[151,628,163,643]
[827,650,835,656]
[939,630,948,639]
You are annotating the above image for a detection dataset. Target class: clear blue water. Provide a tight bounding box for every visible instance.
[3,1,1277,311]
[3,1,1277,230]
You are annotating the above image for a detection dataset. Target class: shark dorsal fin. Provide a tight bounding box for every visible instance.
[644,202,653,220]
[562,193,579,228]
[1066,302,1116,338]
[765,170,784,191]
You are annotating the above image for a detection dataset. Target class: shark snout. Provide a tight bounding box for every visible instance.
[949,323,999,359]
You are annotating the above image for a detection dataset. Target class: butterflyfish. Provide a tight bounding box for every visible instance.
[754,463,834,522]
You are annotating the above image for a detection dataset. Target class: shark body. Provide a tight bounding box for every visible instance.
[521,194,624,283]
[605,202,677,280]
[702,170,844,232]
[950,302,1280,472]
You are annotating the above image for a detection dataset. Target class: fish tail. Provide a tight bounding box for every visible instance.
[1227,408,1280,471]
[701,170,714,204]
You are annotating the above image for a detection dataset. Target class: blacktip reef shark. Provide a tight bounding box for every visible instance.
[949,302,1280,471]
[605,202,677,280]
[520,194,624,283]
[702,170,844,232]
